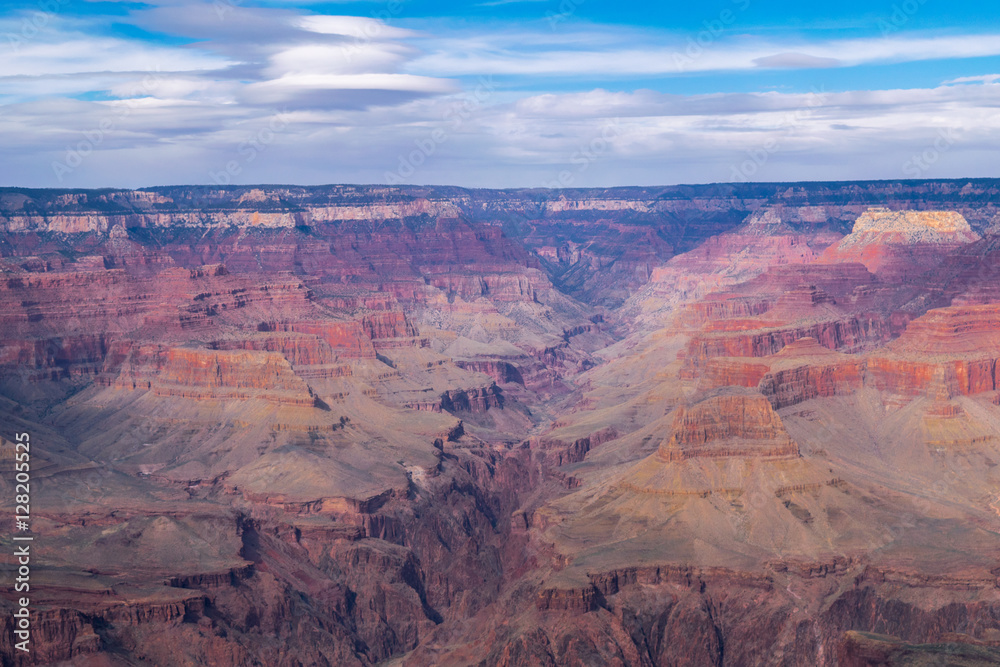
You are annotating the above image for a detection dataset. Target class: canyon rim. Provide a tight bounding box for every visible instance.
[0,182,1000,665]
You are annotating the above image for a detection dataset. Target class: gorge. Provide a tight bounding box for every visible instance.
[2,180,1000,666]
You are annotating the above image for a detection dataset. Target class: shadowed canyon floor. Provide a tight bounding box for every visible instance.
[1,182,1000,666]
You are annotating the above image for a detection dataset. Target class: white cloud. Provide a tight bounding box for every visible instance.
[944,74,1000,85]
[298,15,418,40]
[2,37,230,78]
[242,72,457,107]
[265,43,415,77]
[4,78,998,188]
[476,0,548,6]
[3,4,1000,188]
[753,52,840,68]
[409,31,1000,76]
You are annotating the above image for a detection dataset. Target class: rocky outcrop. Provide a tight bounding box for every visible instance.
[361,311,420,341]
[427,273,538,303]
[260,321,377,359]
[700,357,773,389]
[866,355,1000,399]
[441,386,503,413]
[886,303,1000,355]
[534,426,619,466]
[115,346,318,406]
[760,358,866,409]
[0,260,316,383]
[209,332,337,366]
[836,208,979,248]
[588,563,774,597]
[479,569,1000,667]
[840,630,1000,666]
[453,359,525,385]
[866,305,1000,398]
[535,586,600,612]
[682,315,892,374]
[657,391,800,461]
[702,338,867,408]
[406,385,503,413]
[822,208,980,279]
[0,608,100,665]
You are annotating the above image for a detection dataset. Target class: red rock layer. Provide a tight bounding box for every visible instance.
[888,304,1000,355]
[682,315,891,375]
[759,361,866,409]
[209,333,336,366]
[406,385,503,413]
[115,346,316,406]
[361,312,420,340]
[534,427,619,467]
[657,392,799,461]
[820,209,980,280]
[0,262,314,380]
[707,352,1000,405]
[702,339,867,408]
[866,356,1000,398]
[453,359,525,385]
[866,304,1000,398]
[700,358,772,389]
[260,321,377,359]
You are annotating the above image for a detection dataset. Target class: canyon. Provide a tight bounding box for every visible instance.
[1,180,1000,666]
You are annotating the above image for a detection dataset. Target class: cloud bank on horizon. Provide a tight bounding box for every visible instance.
[2,0,999,189]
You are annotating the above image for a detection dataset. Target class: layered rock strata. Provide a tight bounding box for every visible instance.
[657,391,800,461]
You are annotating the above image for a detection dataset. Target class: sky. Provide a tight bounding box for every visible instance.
[1,0,999,189]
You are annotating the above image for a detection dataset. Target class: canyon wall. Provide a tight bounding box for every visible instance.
[2,183,1000,666]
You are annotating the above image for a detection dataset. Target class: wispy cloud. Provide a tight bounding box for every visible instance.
[4,78,998,187]
[752,52,840,69]
[476,0,548,6]
[2,1,1000,187]
[409,31,1000,76]
[944,73,1000,85]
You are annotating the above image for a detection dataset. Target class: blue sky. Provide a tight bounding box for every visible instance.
[2,0,999,188]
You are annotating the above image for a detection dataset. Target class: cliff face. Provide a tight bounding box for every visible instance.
[261,321,378,359]
[681,314,895,380]
[867,305,1000,398]
[822,208,981,279]
[886,303,1000,355]
[115,346,319,406]
[658,391,800,461]
[5,186,1000,666]
[702,338,867,409]
[4,180,1000,309]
